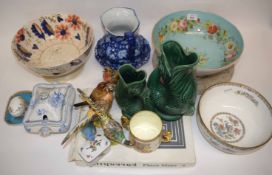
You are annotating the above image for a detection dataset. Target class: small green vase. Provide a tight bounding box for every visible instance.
[115,41,198,121]
[115,64,147,119]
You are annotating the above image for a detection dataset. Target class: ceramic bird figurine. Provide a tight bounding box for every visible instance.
[61,68,128,146]
[76,89,130,145]
[73,68,118,110]
[61,83,113,146]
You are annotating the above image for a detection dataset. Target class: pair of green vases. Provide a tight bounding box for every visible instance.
[115,41,198,121]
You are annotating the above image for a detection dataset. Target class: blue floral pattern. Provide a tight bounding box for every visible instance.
[95,32,150,70]
[37,108,47,116]
[48,91,65,108]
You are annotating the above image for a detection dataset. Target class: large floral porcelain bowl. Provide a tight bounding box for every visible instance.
[197,82,272,154]
[12,14,94,77]
[152,10,244,76]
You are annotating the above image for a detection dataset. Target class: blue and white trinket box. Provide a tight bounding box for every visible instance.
[23,83,76,136]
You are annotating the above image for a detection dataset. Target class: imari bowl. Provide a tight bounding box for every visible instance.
[197,82,272,154]
[12,14,94,77]
[152,10,244,76]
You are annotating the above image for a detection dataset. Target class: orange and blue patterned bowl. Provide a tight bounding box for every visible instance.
[12,14,94,77]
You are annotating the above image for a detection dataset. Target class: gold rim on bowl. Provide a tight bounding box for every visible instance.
[197,82,272,152]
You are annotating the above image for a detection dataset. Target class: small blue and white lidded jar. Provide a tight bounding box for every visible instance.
[95,7,151,70]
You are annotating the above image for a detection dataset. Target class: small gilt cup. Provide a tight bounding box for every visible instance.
[129,110,164,153]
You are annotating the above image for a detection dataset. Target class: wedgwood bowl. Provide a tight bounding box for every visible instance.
[12,14,94,77]
[197,82,272,154]
[152,10,244,76]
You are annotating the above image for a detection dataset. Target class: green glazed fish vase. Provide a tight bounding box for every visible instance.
[115,64,147,118]
[115,40,198,121]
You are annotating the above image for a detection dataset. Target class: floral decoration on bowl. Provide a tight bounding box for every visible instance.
[197,82,272,154]
[12,14,94,77]
[152,10,244,76]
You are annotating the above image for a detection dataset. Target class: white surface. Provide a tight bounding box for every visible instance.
[0,0,271,174]
[101,7,140,36]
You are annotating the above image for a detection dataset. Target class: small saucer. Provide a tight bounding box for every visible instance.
[78,132,111,166]
[5,91,32,124]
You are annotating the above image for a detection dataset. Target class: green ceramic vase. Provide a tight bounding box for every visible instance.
[115,64,147,118]
[115,41,198,121]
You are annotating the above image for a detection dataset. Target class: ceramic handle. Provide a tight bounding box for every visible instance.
[161,130,172,143]
[124,32,136,61]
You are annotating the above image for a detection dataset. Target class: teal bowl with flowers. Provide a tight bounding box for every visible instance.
[152,10,244,76]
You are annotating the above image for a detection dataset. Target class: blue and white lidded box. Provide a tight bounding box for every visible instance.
[23,83,76,136]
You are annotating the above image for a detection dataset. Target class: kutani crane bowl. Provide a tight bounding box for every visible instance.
[152,10,244,76]
[12,14,94,77]
[197,82,272,154]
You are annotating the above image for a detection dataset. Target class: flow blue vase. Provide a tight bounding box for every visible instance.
[95,7,151,70]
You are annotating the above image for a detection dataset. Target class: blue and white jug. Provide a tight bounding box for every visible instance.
[95,7,151,70]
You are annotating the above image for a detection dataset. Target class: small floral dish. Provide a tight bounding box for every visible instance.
[12,14,94,77]
[197,82,272,154]
[5,91,32,124]
[23,83,76,136]
[152,10,244,76]
[78,132,111,166]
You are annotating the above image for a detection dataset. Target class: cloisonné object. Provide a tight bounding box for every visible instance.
[81,122,97,141]
[95,7,150,70]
